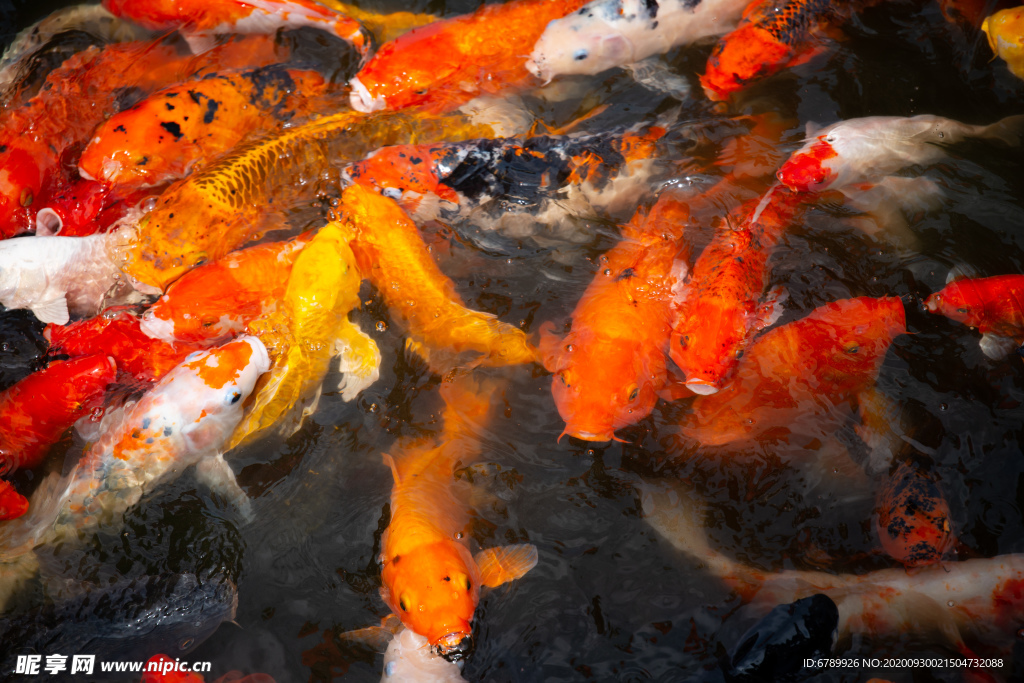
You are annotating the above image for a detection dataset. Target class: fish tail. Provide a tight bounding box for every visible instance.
[438,374,503,440]
[978,114,1024,148]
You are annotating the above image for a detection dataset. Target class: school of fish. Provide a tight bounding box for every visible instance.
[0,0,1021,680]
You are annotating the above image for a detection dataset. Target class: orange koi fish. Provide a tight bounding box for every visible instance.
[349,0,586,115]
[381,378,538,659]
[924,274,1024,359]
[700,0,856,101]
[78,67,332,192]
[140,234,312,345]
[0,354,116,472]
[680,296,906,446]
[102,0,369,57]
[0,34,287,239]
[538,191,694,442]
[45,307,204,383]
[341,184,537,374]
[874,461,956,569]
[983,6,1024,79]
[124,110,495,292]
[669,185,806,395]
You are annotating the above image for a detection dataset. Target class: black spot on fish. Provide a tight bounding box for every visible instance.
[203,99,219,124]
[142,418,151,430]
[160,121,184,141]
[164,427,173,436]
[644,0,659,18]
[113,125,127,133]
[246,66,296,119]
[165,102,175,111]
[616,267,636,281]
[0,145,7,153]
[188,89,204,105]
[145,438,155,444]
[409,156,423,165]
[137,156,148,166]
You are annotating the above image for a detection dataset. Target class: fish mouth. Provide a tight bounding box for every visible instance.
[685,379,719,396]
[139,308,177,342]
[524,56,549,83]
[35,208,63,236]
[349,78,385,114]
[434,632,473,662]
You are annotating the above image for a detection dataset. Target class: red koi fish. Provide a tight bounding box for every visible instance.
[700,0,854,101]
[0,34,286,238]
[45,308,204,383]
[874,461,956,569]
[680,296,906,446]
[538,191,694,442]
[103,0,369,57]
[924,274,1024,359]
[669,185,807,395]
[349,0,586,114]
[381,377,537,659]
[0,481,29,521]
[0,354,116,474]
[140,234,312,345]
[37,182,158,237]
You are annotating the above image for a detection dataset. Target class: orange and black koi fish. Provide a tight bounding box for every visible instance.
[874,461,956,569]
[349,0,586,114]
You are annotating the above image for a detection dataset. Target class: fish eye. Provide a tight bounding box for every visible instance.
[846,346,859,354]
[414,89,427,95]
[957,307,969,314]
[825,134,836,143]
[399,595,410,612]
[201,317,216,328]
[573,49,589,61]
[179,637,194,650]
[627,384,639,401]
[226,390,241,405]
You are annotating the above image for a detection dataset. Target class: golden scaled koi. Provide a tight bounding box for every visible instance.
[340,184,538,375]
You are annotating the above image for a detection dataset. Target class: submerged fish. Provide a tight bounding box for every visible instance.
[924,274,1024,359]
[0,354,116,474]
[874,461,956,569]
[349,0,586,114]
[0,228,135,325]
[0,481,28,521]
[539,191,694,442]
[776,114,1024,193]
[0,572,236,672]
[101,0,369,56]
[527,0,747,83]
[380,378,538,659]
[0,337,269,607]
[140,234,313,345]
[983,6,1024,80]
[680,296,906,447]
[341,184,537,374]
[228,222,380,449]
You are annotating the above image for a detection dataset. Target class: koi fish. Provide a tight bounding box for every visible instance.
[380,625,468,683]
[124,110,496,292]
[380,377,538,659]
[78,66,332,192]
[0,481,28,521]
[0,34,287,239]
[0,227,135,325]
[0,354,116,474]
[983,6,1024,80]
[228,222,380,449]
[924,274,1024,359]
[349,0,587,115]
[874,461,956,569]
[538,191,694,442]
[140,234,312,345]
[46,307,204,382]
[0,336,268,608]
[669,185,806,395]
[700,0,856,102]
[680,296,906,446]
[776,114,1024,193]
[36,182,157,238]
[343,124,672,238]
[102,0,369,57]
[341,184,538,375]
[526,0,748,83]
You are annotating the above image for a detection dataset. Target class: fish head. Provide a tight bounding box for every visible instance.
[381,626,467,683]
[381,541,479,660]
[874,462,955,568]
[0,145,43,237]
[349,24,459,113]
[776,133,842,192]
[141,291,245,345]
[923,280,983,327]
[345,145,450,204]
[701,25,793,102]
[670,302,746,395]
[527,15,634,81]
[551,334,663,442]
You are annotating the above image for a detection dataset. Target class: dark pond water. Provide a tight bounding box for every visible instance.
[1,1,1024,682]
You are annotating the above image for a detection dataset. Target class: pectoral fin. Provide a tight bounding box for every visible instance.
[194,455,252,521]
[182,31,217,55]
[30,297,70,325]
[979,333,1019,360]
[474,543,538,588]
[334,321,381,401]
[338,625,396,653]
[624,58,691,101]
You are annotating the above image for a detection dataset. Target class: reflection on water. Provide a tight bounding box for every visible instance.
[1,0,1023,681]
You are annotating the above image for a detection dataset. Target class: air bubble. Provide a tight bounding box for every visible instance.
[376,321,387,332]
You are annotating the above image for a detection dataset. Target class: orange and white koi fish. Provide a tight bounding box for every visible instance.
[349,0,587,115]
[669,185,805,395]
[924,274,1024,359]
[380,378,538,659]
[680,296,906,446]
[140,234,312,345]
[341,184,537,375]
[102,0,369,57]
[46,307,204,383]
[527,0,747,83]
[776,114,1024,193]
[0,227,134,325]
[983,6,1024,80]
[700,0,859,101]
[79,66,331,192]
[874,461,956,569]
[538,191,694,442]
[0,337,268,607]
